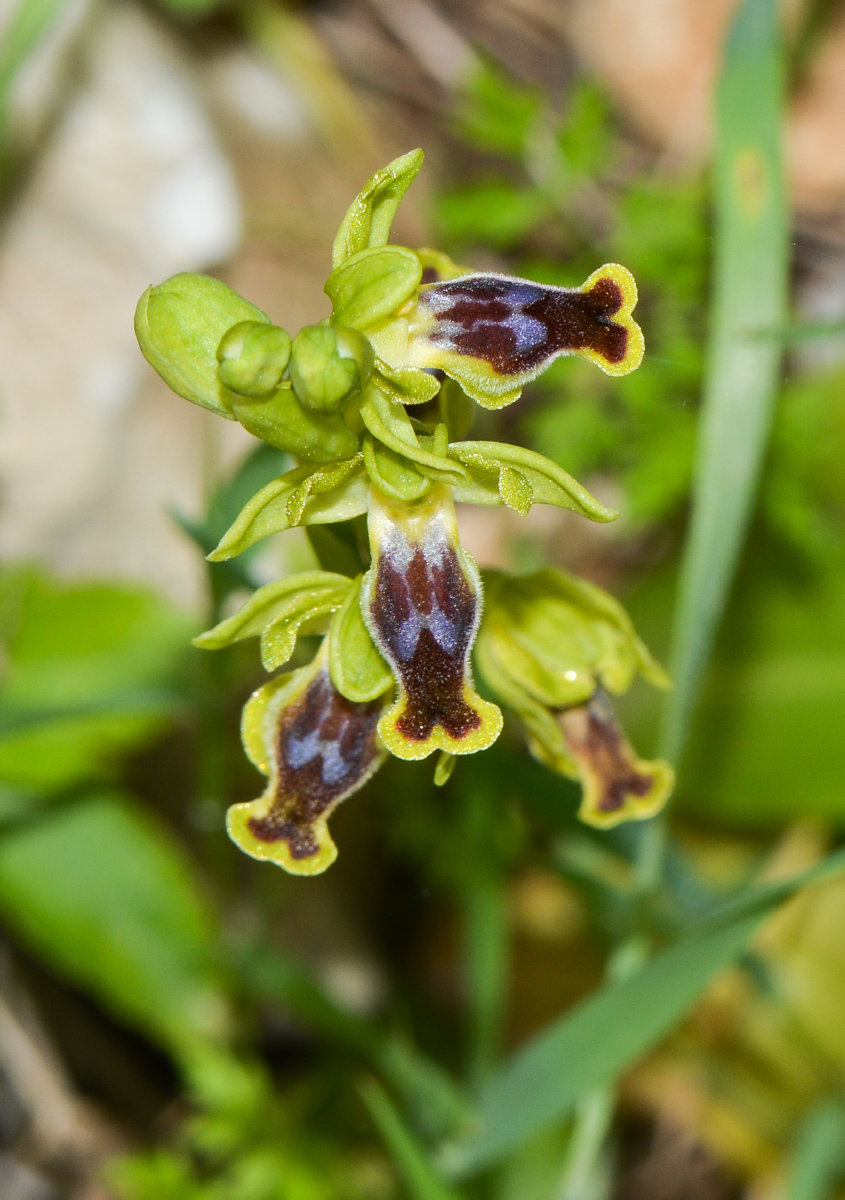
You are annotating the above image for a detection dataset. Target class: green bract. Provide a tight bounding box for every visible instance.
[135,149,667,873]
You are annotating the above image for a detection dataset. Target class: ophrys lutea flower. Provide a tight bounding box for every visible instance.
[136,149,668,875]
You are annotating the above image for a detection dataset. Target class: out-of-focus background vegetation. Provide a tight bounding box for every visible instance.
[1,0,845,1197]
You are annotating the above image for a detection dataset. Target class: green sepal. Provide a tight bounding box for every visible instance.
[193,571,352,671]
[374,359,441,405]
[208,457,367,561]
[331,149,424,268]
[288,324,373,413]
[481,568,670,708]
[230,386,359,462]
[328,577,393,703]
[135,273,269,418]
[474,632,575,776]
[449,441,618,522]
[325,246,422,331]
[217,321,291,397]
[359,384,469,485]
[363,434,430,501]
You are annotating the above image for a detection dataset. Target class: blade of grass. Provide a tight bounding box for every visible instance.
[786,1102,845,1200]
[462,870,509,1092]
[359,1078,465,1200]
[660,0,789,767]
[449,846,845,1176]
[756,317,845,342]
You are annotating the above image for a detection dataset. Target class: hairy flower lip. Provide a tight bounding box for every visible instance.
[558,693,674,830]
[395,263,644,408]
[228,645,387,876]
[362,484,502,760]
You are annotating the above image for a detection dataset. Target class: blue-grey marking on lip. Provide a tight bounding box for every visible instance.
[417,273,629,374]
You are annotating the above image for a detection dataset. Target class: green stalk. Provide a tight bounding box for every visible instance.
[462,870,509,1092]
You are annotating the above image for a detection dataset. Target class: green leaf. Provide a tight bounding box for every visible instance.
[0,572,191,791]
[193,571,352,671]
[453,846,845,1174]
[135,274,269,419]
[454,61,541,160]
[0,794,227,1049]
[360,1079,465,1200]
[786,1102,845,1200]
[332,149,424,267]
[660,0,789,763]
[328,577,393,702]
[325,245,422,330]
[449,442,618,522]
[208,458,368,561]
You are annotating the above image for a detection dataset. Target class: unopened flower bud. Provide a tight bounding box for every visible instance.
[217,320,292,397]
[289,324,373,414]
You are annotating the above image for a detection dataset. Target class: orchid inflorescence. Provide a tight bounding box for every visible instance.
[135,149,674,876]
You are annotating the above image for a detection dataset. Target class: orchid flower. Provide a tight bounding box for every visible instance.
[475,568,674,828]
[136,150,671,875]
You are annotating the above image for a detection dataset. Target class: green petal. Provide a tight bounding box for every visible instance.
[332,149,424,267]
[480,568,668,704]
[208,458,367,562]
[193,571,352,651]
[363,434,431,502]
[449,441,617,522]
[374,359,441,405]
[359,384,468,485]
[230,386,360,462]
